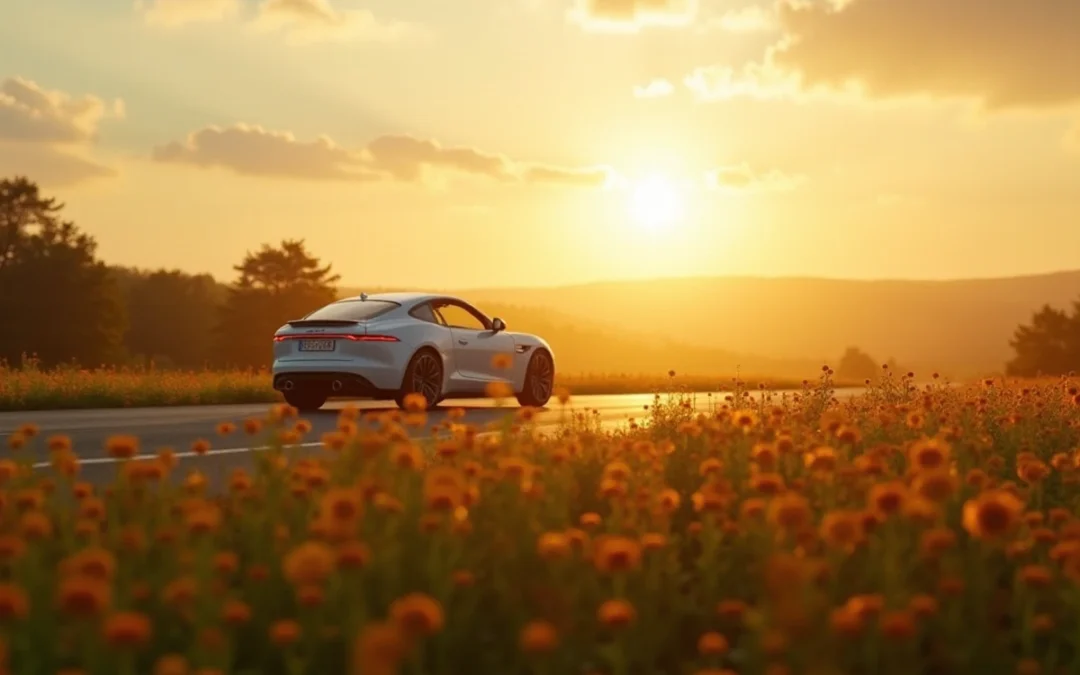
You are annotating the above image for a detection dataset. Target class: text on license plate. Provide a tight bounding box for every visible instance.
[298,339,335,352]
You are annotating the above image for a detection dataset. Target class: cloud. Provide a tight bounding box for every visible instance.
[253,0,424,44]
[570,0,697,31]
[684,61,797,101]
[137,0,419,44]
[151,125,381,181]
[135,0,242,26]
[633,79,675,98]
[712,5,776,32]
[689,0,1080,111]
[0,76,122,187]
[0,77,124,145]
[0,143,116,187]
[704,164,803,192]
[151,124,616,187]
[363,135,514,181]
[522,165,615,187]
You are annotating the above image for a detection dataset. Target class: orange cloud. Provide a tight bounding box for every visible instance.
[570,0,697,31]
[0,77,124,144]
[0,76,121,186]
[704,164,803,192]
[690,0,1080,111]
[151,124,617,187]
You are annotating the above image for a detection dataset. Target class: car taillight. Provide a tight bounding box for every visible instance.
[273,334,399,342]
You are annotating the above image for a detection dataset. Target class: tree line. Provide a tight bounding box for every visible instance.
[0,176,338,370]
[2,175,1078,376]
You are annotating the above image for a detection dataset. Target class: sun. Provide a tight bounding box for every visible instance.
[627,174,684,230]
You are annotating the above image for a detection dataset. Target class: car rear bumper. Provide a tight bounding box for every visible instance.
[271,359,404,392]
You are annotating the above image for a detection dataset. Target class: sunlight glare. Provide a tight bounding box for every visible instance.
[627,174,683,230]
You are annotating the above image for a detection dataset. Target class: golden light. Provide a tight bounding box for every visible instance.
[627,174,684,230]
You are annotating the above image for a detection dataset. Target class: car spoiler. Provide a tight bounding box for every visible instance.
[286,319,362,328]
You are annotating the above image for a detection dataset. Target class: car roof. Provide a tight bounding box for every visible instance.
[337,291,462,307]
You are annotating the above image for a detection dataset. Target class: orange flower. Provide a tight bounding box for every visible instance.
[216,422,236,436]
[597,599,636,629]
[57,575,111,617]
[270,620,302,647]
[389,593,444,637]
[593,535,642,574]
[519,620,559,654]
[243,418,263,436]
[191,439,211,456]
[353,620,409,675]
[537,532,572,560]
[767,492,812,533]
[105,435,140,460]
[697,631,729,656]
[320,487,363,523]
[61,547,117,581]
[491,353,513,370]
[819,510,864,550]
[908,437,950,472]
[868,481,908,518]
[153,655,190,675]
[283,541,337,586]
[0,584,29,621]
[47,434,72,453]
[962,490,1025,540]
[103,612,153,648]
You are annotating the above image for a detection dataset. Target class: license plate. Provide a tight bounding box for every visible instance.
[298,339,335,352]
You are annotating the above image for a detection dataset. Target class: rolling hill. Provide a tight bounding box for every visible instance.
[343,270,1080,378]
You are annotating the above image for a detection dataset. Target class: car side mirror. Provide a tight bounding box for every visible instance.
[492,317,506,332]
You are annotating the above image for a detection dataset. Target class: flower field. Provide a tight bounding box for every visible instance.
[0,363,815,411]
[2,371,1080,674]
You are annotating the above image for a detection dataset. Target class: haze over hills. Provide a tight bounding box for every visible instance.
[343,270,1080,379]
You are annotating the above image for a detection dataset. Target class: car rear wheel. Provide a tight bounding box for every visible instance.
[284,389,328,412]
[395,349,443,411]
[516,350,554,408]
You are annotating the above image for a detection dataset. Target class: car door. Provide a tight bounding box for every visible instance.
[432,300,514,385]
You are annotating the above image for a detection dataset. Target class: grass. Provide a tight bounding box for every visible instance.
[0,363,835,412]
[0,371,1079,674]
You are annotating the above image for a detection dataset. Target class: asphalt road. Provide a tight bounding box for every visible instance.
[0,390,829,488]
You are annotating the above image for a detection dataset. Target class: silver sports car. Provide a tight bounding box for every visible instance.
[271,292,556,411]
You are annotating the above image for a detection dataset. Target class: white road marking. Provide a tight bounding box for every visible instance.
[30,441,328,470]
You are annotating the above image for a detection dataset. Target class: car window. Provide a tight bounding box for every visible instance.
[304,299,399,321]
[409,303,440,324]
[435,302,487,330]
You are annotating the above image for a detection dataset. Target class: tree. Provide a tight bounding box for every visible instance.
[118,267,226,368]
[835,346,879,383]
[0,177,126,367]
[1006,301,1080,377]
[214,239,340,368]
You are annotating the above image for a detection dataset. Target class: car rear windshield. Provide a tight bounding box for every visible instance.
[303,299,399,321]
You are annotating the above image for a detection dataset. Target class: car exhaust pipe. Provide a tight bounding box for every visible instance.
[331,379,343,393]
[281,379,295,391]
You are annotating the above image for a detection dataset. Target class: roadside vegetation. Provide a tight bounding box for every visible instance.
[0,360,829,412]
[2,370,1080,674]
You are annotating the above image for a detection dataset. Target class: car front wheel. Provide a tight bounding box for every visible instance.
[516,350,554,407]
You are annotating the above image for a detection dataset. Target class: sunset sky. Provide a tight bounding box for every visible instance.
[2,0,1078,289]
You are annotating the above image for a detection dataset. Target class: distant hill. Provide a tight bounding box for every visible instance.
[336,287,818,378]
[342,270,1080,378]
